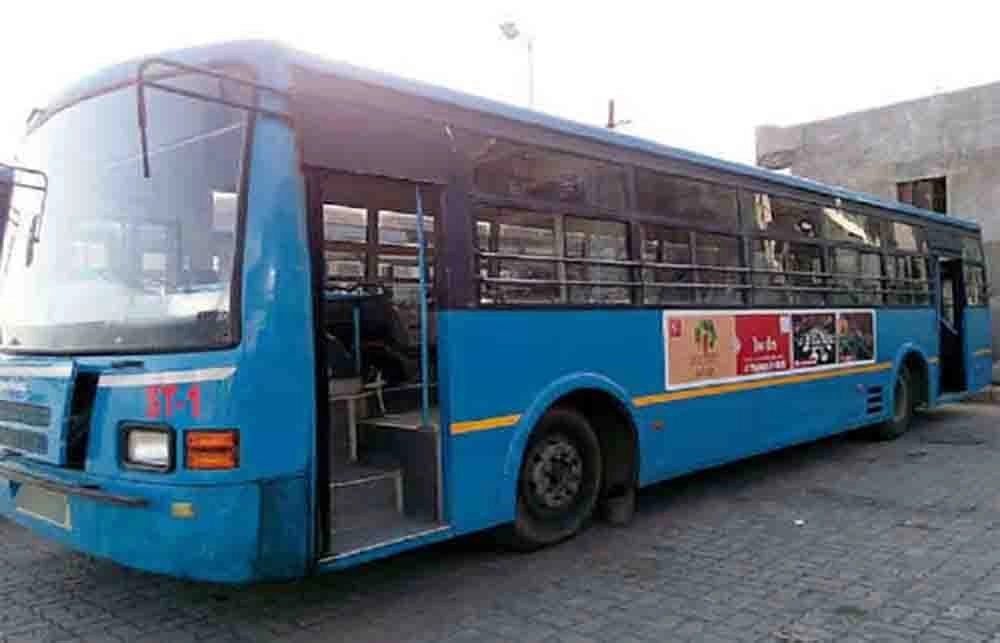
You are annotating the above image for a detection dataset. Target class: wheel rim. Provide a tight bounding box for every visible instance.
[525,433,584,511]
[894,376,908,423]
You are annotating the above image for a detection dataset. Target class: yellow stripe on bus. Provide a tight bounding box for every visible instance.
[927,356,940,364]
[450,414,521,434]
[450,362,896,434]
[975,348,993,358]
[632,362,893,408]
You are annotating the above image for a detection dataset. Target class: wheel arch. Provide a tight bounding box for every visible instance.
[892,342,932,407]
[498,373,641,517]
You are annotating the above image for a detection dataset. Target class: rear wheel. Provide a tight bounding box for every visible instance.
[869,368,914,441]
[505,408,602,551]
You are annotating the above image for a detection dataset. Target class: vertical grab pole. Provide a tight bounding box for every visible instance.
[415,186,431,430]
[352,304,362,376]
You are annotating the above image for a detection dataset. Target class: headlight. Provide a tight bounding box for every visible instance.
[121,425,174,472]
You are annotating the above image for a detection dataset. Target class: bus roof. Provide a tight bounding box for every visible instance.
[39,39,981,234]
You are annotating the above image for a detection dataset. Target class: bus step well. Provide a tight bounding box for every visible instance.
[331,461,403,532]
[328,458,442,557]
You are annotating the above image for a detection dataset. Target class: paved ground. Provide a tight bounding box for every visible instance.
[5,399,1000,642]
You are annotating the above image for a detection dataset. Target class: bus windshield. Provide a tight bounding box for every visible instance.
[0,71,248,353]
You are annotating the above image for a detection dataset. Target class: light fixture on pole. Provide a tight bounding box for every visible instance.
[499,20,534,108]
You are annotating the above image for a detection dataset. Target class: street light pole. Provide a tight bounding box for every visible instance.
[526,36,534,108]
[500,21,534,108]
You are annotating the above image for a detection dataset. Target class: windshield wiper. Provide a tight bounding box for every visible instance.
[134,58,291,179]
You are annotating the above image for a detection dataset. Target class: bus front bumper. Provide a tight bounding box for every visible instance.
[0,457,308,583]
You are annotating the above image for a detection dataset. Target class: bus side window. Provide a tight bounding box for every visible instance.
[641,225,692,305]
[965,264,986,306]
[752,239,824,306]
[694,232,744,305]
[564,217,630,305]
[476,209,559,305]
[323,203,367,287]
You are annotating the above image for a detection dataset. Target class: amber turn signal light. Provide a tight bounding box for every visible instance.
[185,430,239,470]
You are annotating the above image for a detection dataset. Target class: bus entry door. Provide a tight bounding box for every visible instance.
[938,257,967,393]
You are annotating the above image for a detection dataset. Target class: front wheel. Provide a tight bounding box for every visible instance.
[504,408,602,551]
[869,368,914,441]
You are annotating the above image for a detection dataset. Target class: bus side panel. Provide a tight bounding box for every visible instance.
[636,367,891,483]
[965,306,993,392]
[878,308,938,398]
[439,309,662,532]
[440,307,940,536]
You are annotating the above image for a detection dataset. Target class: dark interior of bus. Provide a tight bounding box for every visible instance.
[310,170,445,557]
[938,256,968,393]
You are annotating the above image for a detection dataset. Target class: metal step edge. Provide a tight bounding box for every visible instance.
[321,524,451,562]
[330,470,400,489]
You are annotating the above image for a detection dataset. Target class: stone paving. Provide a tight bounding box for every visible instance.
[4,399,1000,642]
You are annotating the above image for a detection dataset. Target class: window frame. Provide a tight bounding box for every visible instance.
[460,130,951,311]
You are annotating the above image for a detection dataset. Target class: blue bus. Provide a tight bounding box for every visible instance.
[0,41,991,583]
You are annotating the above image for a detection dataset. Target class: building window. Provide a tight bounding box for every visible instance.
[897,177,946,214]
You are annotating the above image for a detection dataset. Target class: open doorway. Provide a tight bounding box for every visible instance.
[310,170,446,559]
[938,257,967,394]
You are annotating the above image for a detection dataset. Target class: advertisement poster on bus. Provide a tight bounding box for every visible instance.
[663,309,876,390]
[791,313,836,368]
[837,311,875,363]
[734,314,790,375]
[666,315,737,386]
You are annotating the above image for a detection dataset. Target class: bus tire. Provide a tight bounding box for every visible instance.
[599,484,636,526]
[505,407,602,551]
[870,367,914,441]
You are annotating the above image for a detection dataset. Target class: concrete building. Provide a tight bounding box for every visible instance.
[756,81,1000,365]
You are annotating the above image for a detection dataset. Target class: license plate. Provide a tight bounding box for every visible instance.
[15,484,70,529]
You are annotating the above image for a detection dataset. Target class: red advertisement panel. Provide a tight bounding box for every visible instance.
[735,314,790,375]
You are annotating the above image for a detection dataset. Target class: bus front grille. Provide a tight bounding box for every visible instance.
[0,400,50,427]
[0,424,48,454]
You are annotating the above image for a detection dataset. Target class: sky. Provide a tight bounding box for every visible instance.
[2,0,1000,166]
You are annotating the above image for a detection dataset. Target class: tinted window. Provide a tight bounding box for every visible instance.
[831,248,882,305]
[752,239,824,306]
[641,226,746,305]
[962,236,984,262]
[473,141,628,210]
[695,232,745,305]
[324,204,367,242]
[753,194,820,239]
[565,217,631,304]
[887,221,924,252]
[822,208,885,246]
[378,210,434,248]
[641,225,692,304]
[966,265,987,306]
[885,255,929,305]
[477,209,559,304]
[635,171,738,230]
